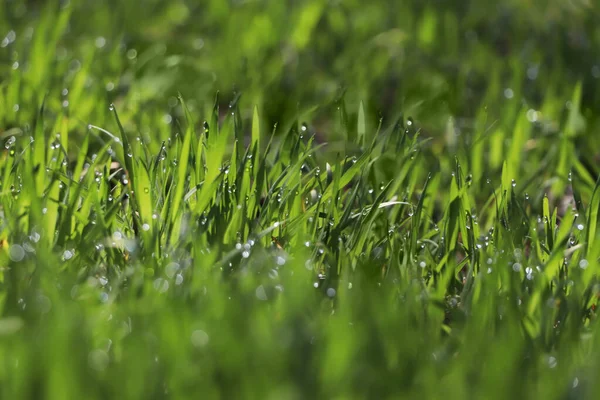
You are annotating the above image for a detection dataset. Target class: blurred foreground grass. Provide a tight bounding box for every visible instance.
[1,0,600,398]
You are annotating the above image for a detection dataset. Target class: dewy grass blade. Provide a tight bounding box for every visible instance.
[586,175,600,255]
[357,101,366,148]
[169,95,194,242]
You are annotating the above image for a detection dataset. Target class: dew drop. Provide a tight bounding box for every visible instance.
[175,274,184,285]
[62,249,74,260]
[153,278,169,293]
[255,285,268,301]
[191,330,209,347]
[512,263,522,272]
[9,245,25,262]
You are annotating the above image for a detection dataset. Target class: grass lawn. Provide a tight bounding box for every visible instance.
[1,0,600,398]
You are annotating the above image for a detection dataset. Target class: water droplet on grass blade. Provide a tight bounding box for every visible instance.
[62,249,74,260]
[165,262,180,278]
[153,278,169,293]
[95,36,106,48]
[255,285,268,301]
[9,245,25,262]
[512,263,522,272]
[88,350,109,372]
[191,330,209,348]
[175,274,184,285]
[5,136,16,149]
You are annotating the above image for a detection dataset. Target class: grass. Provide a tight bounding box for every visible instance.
[1,0,600,399]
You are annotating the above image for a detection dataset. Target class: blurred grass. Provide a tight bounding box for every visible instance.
[1,0,600,398]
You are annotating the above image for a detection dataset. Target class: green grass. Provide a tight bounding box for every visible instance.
[1,0,600,399]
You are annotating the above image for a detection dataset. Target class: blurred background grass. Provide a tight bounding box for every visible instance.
[2,0,599,135]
